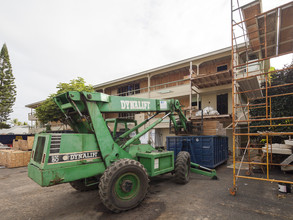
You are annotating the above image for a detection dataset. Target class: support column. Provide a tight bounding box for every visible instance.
[197,64,200,110]
[189,62,193,118]
[147,74,151,144]
[148,74,151,98]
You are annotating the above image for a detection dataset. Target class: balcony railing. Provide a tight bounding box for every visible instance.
[150,78,189,91]
[236,61,262,79]
[117,87,148,96]
[117,78,190,96]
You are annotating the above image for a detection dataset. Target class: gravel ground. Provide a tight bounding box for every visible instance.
[0,164,292,220]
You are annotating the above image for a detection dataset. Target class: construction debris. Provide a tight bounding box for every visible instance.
[195,107,220,116]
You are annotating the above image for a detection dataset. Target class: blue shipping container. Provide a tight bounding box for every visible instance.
[166,136,228,168]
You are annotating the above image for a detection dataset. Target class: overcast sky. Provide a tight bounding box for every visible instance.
[0,0,292,124]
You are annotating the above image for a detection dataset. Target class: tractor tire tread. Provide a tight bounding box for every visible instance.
[174,151,191,184]
[98,159,149,213]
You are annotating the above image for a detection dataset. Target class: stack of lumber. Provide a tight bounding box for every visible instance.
[0,136,34,168]
[202,121,226,136]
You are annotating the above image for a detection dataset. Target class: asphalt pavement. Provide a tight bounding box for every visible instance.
[0,164,292,220]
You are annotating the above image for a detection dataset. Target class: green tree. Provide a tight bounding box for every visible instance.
[12,118,19,125]
[250,61,293,140]
[0,43,16,126]
[11,118,28,126]
[0,122,10,129]
[35,77,94,124]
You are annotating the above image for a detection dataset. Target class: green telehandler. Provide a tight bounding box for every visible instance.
[28,91,216,212]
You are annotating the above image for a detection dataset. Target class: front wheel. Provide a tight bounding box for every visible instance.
[99,159,149,213]
[175,151,191,184]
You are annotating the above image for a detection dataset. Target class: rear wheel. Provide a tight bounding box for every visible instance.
[69,177,99,192]
[99,159,149,213]
[175,151,191,184]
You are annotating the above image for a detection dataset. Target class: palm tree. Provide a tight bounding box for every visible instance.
[12,118,19,126]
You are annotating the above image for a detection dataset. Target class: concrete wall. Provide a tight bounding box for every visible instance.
[201,93,217,110]
[150,84,190,100]
[156,128,175,148]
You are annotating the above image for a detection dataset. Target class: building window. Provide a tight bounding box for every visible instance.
[118,113,135,119]
[217,65,228,72]
[192,101,201,110]
[118,83,140,96]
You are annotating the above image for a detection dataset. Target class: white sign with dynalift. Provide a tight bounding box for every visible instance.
[120,100,151,110]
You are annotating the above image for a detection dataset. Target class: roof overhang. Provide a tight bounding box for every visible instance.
[25,100,45,108]
[242,1,293,58]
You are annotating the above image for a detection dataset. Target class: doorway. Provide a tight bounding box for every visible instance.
[217,93,228,114]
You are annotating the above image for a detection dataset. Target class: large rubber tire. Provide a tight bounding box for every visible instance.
[175,151,191,184]
[99,159,149,213]
[69,177,99,192]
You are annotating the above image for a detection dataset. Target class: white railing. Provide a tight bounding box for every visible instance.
[117,78,190,96]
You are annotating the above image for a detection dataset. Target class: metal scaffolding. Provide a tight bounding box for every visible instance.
[230,0,293,194]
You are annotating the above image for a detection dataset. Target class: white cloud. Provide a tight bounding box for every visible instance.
[0,0,291,123]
